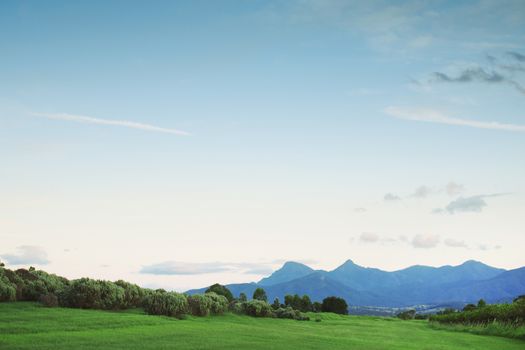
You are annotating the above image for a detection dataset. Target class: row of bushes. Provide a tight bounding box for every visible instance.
[429,298,525,326]
[0,264,347,320]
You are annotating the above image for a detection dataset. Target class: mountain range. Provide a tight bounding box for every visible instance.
[187,260,525,307]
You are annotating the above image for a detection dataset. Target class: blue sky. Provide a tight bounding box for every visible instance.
[1,0,524,290]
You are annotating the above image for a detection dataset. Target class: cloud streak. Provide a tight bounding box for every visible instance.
[140,261,275,276]
[1,246,50,265]
[33,112,190,136]
[385,106,525,132]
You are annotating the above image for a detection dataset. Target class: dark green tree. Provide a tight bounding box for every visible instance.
[272,297,280,310]
[462,303,476,312]
[238,292,247,302]
[477,299,487,308]
[321,296,348,315]
[205,283,234,302]
[252,287,267,302]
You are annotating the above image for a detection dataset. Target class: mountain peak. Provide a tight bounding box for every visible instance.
[257,261,314,286]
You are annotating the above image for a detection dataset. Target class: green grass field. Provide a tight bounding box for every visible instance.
[1,303,524,350]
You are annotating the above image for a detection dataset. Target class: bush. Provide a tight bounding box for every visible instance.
[230,301,246,314]
[39,293,59,307]
[274,307,310,321]
[430,301,525,326]
[143,290,188,318]
[187,294,212,316]
[312,302,322,313]
[59,278,125,310]
[321,296,348,315]
[397,309,416,320]
[206,292,228,315]
[8,269,69,302]
[0,273,16,302]
[115,280,145,308]
[205,284,233,302]
[238,293,247,302]
[244,300,274,317]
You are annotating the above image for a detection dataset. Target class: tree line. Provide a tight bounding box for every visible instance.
[0,263,349,320]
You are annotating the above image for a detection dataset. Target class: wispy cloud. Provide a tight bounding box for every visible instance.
[384,193,401,201]
[444,238,468,248]
[32,112,190,136]
[385,106,525,132]
[433,193,508,214]
[140,261,275,276]
[1,245,50,265]
[411,234,440,249]
[359,232,380,243]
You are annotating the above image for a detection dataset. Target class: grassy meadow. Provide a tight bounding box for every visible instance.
[1,302,524,350]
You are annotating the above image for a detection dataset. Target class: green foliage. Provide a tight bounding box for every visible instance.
[430,301,525,327]
[143,290,188,318]
[463,304,477,312]
[7,268,70,302]
[238,292,247,302]
[274,307,309,321]
[205,283,233,302]
[187,294,212,316]
[272,297,280,310]
[243,300,274,317]
[0,271,16,302]
[205,292,229,315]
[60,278,126,310]
[312,302,322,313]
[284,294,312,312]
[396,309,416,320]
[252,288,267,302]
[39,293,59,307]
[477,299,487,308]
[115,280,145,308]
[321,296,348,315]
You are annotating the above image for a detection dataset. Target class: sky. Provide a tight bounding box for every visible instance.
[1,0,524,291]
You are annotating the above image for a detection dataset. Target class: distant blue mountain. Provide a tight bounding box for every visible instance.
[258,261,315,286]
[186,259,523,307]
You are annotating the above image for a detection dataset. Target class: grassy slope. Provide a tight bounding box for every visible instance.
[1,303,524,350]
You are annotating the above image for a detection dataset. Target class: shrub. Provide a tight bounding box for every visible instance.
[397,309,416,320]
[230,301,246,314]
[252,288,267,302]
[463,304,477,312]
[274,307,310,321]
[0,273,16,302]
[312,302,322,313]
[206,292,228,315]
[60,278,125,310]
[39,293,59,307]
[321,296,348,315]
[143,290,188,318]
[205,284,234,302]
[272,298,280,310]
[244,300,274,317]
[430,301,525,326]
[11,269,69,301]
[187,294,212,316]
[115,280,145,308]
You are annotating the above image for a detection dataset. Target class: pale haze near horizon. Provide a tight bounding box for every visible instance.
[1,0,524,292]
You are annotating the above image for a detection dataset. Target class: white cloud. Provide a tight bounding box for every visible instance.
[384,193,401,201]
[32,112,190,136]
[1,246,50,265]
[444,238,468,248]
[411,234,440,249]
[384,106,525,132]
[140,261,276,276]
[359,232,380,243]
